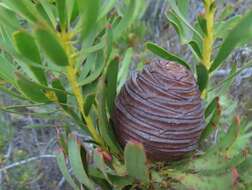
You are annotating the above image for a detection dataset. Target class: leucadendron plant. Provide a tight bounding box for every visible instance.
[0,0,252,189]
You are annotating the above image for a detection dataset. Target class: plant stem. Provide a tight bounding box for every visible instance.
[202,0,216,69]
[61,32,103,146]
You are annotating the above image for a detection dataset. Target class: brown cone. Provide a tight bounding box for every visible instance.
[112,60,204,161]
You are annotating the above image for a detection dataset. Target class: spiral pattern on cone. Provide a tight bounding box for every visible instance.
[113,60,204,161]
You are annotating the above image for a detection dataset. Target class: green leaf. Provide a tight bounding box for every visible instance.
[117,48,133,92]
[196,63,208,92]
[93,149,115,185]
[51,79,67,104]
[0,55,16,84]
[113,0,142,40]
[189,41,202,60]
[0,85,27,100]
[38,0,57,28]
[2,0,38,23]
[218,117,240,150]
[108,175,134,189]
[16,73,50,103]
[0,6,20,31]
[146,42,190,69]
[200,107,220,143]
[68,135,95,190]
[34,27,69,66]
[84,95,95,116]
[167,0,202,40]
[105,26,113,60]
[219,4,234,20]
[106,57,119,114]
[209,61,252,94]
[77,0,100,41]
[210,11,252,73]
[124,141,149,182]
[56,151,80,190]
[167,11,191,44]
[51,79,88,133]
[66,0,77,25]
[56,0,67,31]
[176,0,189,18]
[78,51,105,86]
[35,3,54,28]
[13,30,47,85]
[96,74,120,154]
[205,97,219,118]
[197,15,208,36]
[98,0,116,20]
[238,156,252,187]
[172,172,232,190]
[215,15,241,40]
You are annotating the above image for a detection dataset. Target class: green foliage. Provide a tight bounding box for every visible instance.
[124,141,149,183]
[0,0,252,190]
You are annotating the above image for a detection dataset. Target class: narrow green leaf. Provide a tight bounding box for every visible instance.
[78,53,97,82]
[35,2,54,28]
[16,73,50,103]
[39,0,57,28]
[84,95,95,116]
[219,4,234,20]
[238,156,252,187]
[98,0,116,20]
[117,48,133,92]
[189,41,202,60]
[77,0,100,41]
[168,0,202,40]
[200,107,220,143]
[146,42,190,69]
[176,0,189,18]
[209,60,252,94]
[35,27,69,66]
[13,30,47,85]
[0,6,20,31]
[106,57,119,114]
[93,149,114,185]
[108,175,134,189]
[124,141,148,182]
[167,11,191,44]
[0,85,27,100]
[56,0,67,31]
[68,135,95,190]
[96,74,120,154]
[172,172,232,190]
[66,0,77,25]
[210,11,252,73]
[113,0,140,40]
[56,151,80,190]
[196,63,208,92]
[205,97,219,118]
[52,79,67,104]
[197,15,208,36]
[78,51,105,86]
[215,15,241,40]
[51,79,86,132]
[0,55,16,84]
[2,0,38,23]
[105,26,113,60]
[218,117,240,150]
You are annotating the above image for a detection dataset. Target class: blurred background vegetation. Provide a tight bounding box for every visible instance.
[0,0,252,189]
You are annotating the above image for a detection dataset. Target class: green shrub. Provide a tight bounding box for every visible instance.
[0,0,252,189]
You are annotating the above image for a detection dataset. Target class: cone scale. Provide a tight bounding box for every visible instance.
[113,61,204,161]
